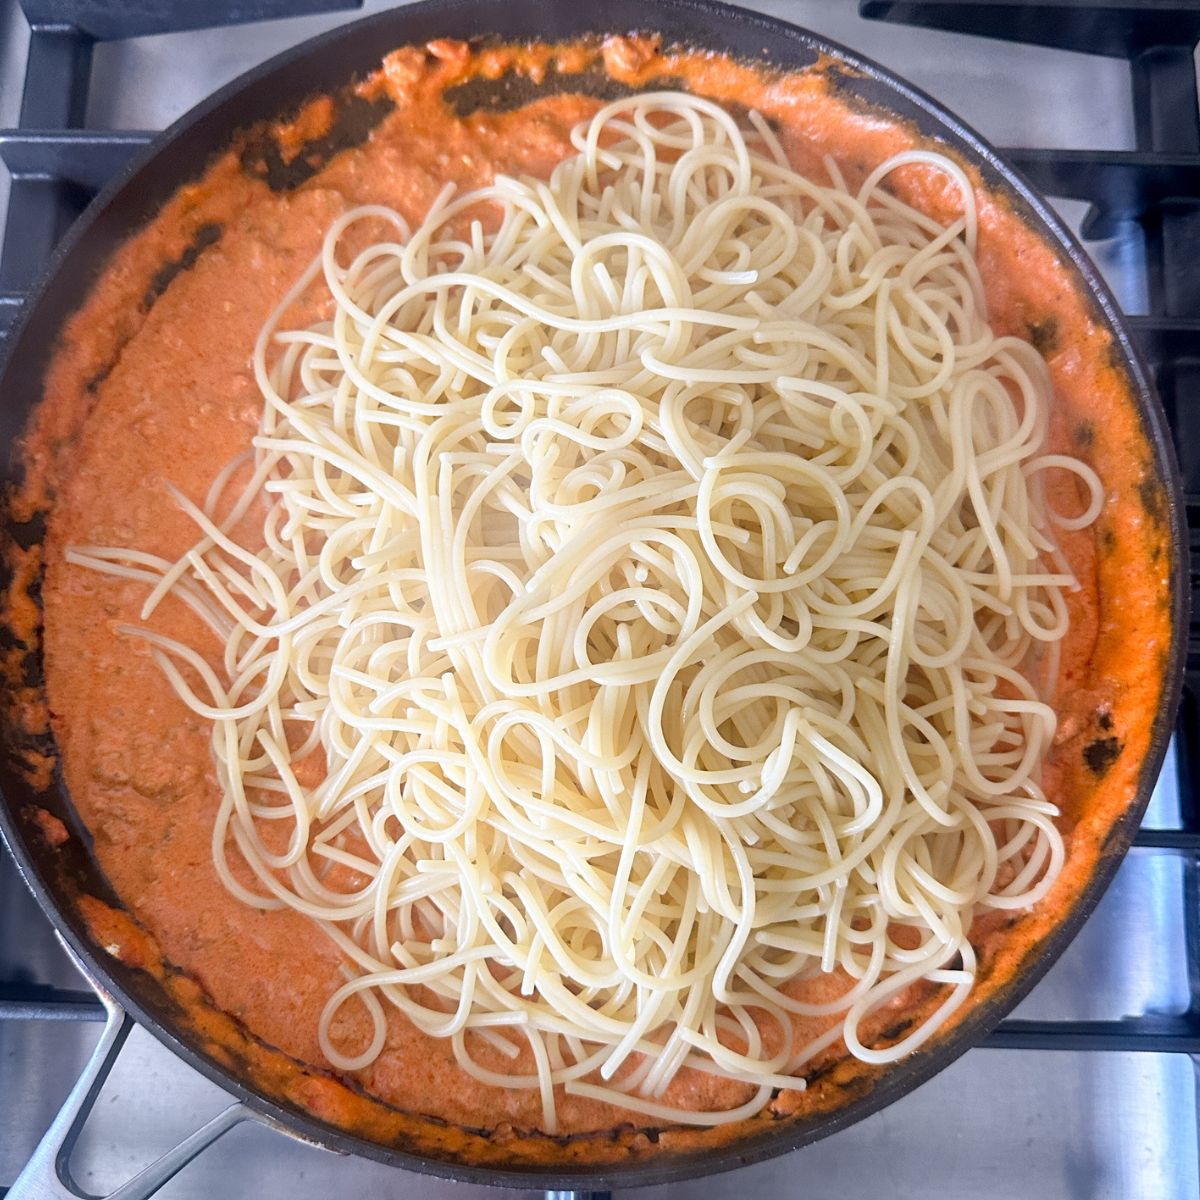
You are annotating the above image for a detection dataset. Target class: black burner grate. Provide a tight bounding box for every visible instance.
[1,0,1199,1193]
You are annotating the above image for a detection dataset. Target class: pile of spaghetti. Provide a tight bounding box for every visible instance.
[72,92,1101,1129]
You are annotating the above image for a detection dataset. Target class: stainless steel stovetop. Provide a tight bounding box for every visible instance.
[0,2,1196,1197]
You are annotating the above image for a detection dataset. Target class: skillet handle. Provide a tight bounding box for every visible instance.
[7,985,250,1200]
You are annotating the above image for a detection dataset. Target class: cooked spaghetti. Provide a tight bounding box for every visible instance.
[69,91,1102,1129]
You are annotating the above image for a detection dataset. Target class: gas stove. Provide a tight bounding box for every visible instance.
[1,2,1198,1197]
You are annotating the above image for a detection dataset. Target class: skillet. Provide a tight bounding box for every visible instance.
[0,0,1186,1194]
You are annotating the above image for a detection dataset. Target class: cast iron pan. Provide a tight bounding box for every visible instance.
[0,0,1187,1191]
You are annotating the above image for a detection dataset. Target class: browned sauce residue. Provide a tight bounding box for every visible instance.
[0,35,1174,1168]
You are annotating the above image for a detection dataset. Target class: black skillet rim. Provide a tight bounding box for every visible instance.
[0,0,1187,1189]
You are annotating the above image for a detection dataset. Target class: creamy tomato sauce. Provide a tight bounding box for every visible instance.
[1,36,1174,1167]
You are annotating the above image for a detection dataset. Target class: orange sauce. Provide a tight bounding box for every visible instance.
[0,35,1174,1167]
